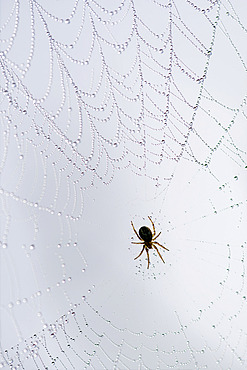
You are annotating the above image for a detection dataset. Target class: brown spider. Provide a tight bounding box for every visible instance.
[131,216,169,269]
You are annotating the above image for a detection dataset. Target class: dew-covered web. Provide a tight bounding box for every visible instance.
[1,0,247,368]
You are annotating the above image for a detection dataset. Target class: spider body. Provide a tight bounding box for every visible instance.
[139,226,152,244]
[131,216,169,269]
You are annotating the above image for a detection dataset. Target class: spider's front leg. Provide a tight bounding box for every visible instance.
[153,241,169,251]
[153,245,165,264]
[134,245,145,260]
[146,248,150,269]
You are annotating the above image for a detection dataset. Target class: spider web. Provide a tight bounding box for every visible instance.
[1,0,247,368]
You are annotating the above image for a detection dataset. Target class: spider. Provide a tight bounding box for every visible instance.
[131,216,169,269]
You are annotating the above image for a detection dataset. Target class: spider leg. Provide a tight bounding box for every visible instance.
[153,241,169,251]
[153,244,165,264]
[131,221,142,240]
[131,242,144,244]
[148,216,156,236]
[145,248,150,269]
[134,246,145,260]
[152,231,161,241]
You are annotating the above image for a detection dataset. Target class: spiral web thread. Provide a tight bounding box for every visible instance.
[1,0,247,368]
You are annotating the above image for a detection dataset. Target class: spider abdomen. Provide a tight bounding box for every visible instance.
[139,226,152,242]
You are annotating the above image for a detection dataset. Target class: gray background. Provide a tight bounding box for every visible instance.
[1,0,247,368]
